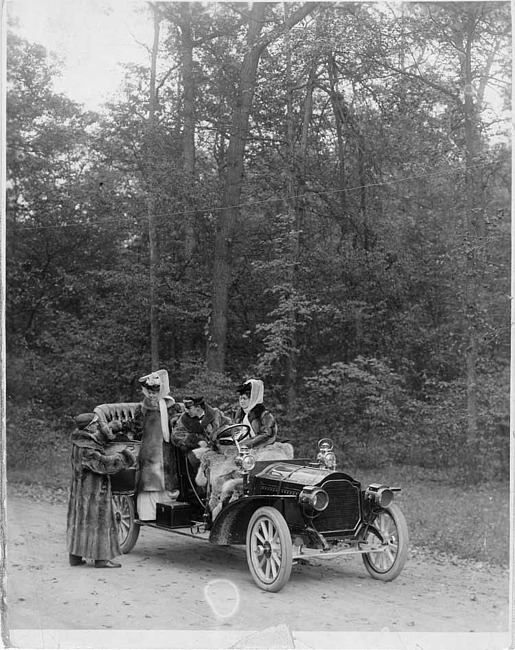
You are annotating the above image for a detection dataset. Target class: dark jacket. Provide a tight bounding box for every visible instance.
[171,404,231,451]
[233,403,278,449]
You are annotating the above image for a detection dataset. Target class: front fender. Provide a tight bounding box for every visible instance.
[209,495,294,546]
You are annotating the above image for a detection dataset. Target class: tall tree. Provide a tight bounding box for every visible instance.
[408,1,510,447]
[147,3,161,370]
[178,2,197,260]
[207,2,318,372]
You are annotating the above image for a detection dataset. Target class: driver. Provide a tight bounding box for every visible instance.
[233,379,278,449]
[170,395,231,471]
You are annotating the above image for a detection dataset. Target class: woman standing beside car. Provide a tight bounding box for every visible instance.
[136,369,179,520]
[66,413,136,569]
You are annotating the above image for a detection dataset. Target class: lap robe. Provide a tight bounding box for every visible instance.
[196,441,294,516]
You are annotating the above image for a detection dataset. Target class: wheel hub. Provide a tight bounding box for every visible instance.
[256,542,272,559]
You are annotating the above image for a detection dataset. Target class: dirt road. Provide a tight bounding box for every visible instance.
[3,486,511,650]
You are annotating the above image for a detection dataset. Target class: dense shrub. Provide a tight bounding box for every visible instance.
[286,357,509,481]
[293,357,417,466]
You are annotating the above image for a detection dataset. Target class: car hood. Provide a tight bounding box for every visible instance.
[253,461,334,486]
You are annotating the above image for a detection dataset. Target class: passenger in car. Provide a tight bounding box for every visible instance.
[170,395,231,471]
[196,381,294,518]
[233,379,278,449]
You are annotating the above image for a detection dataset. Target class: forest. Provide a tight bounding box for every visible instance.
[6,1,511,483]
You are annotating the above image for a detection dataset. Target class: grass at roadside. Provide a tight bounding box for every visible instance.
[7,432,71,490]
[352,464,509,567]
[6,428,510,568]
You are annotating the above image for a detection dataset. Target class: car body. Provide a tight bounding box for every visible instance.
[105,414,408,592]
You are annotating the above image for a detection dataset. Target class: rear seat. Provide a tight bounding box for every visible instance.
[94,402,141,424]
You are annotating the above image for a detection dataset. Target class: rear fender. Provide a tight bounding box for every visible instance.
[209,496,294,546]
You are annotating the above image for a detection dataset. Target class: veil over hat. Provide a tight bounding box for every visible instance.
[238,379,264,413]
[138,369,174,442]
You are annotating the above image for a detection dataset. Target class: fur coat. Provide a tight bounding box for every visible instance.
[137,407,180,493]
[136,370,178,495]
[195,441,294,518]
[66,425,134,561]
[137,407,167,492]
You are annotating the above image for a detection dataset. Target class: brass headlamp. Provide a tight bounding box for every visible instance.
[317,438,337,470]
[234,444,256,473]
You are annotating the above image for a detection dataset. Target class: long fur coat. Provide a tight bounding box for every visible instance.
[136,405,178,494]
[66,427,134,560]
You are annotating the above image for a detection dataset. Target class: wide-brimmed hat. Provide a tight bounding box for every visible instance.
[139,372,162,392]
[236,382,252,396]
[138,369,172,442]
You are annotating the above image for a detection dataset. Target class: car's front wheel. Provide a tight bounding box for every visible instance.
[362,503,408,581]
[112,493,140,554]
[246,506,293,592]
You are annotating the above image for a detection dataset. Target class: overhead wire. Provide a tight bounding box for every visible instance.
[10,156,508,232]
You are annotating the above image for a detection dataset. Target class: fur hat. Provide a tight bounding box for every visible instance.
[76,413,97,429]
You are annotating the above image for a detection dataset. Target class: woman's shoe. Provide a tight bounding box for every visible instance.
[94,560,122,569]
[69,554,85,566]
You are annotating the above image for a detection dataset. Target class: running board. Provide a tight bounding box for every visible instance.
[136,519,210,541]
[135,520,388,556]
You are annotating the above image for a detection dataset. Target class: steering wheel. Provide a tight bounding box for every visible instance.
[216,424,252,446]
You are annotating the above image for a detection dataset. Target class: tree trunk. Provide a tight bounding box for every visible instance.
[327,56,347,220]
[459,8,482,449]
[179,2,196,261]
[206,3,267,372]
[284,30,315,413]
[284,5,298,412]
[148,4,161,370]
[206,2,318,372]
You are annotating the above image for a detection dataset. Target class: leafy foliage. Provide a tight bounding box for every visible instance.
[6,3,511,484]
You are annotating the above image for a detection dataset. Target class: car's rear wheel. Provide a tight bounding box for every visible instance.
[362,503,408,581]
[246,506,293,592]
[112,493,140,554]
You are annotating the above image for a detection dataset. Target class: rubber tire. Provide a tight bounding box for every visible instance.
[362,503,409,581]
[246,506,293,592]
[112,493,140,554]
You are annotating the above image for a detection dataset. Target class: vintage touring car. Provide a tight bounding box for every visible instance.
[97,401,409,592]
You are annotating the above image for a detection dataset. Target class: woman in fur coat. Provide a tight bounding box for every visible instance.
[136,369,179,520]
[66,413,135,569]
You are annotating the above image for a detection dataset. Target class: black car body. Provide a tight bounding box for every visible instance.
[97,403,408,592]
